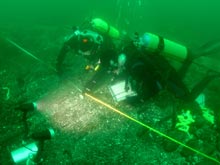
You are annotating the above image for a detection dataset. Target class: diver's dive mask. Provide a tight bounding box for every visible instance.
[78,30,103,57]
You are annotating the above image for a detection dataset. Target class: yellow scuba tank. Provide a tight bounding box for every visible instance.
[141,33,188,62]
[91,18,120,39]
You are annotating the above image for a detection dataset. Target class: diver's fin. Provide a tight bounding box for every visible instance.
[190,40,220,72]
[193,56,220,73]
[194,39,220,57]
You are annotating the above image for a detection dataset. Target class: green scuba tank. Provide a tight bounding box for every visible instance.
[140,33,189,70]
[141,33,188,62]
[91,18,120,39]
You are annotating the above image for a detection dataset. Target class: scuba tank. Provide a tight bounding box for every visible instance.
[91,18,120,39]
[141,33,188,63]
[140,33,189,71]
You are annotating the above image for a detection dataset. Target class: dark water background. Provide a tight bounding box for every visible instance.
[1,0,220,74]
[1,0,220,43]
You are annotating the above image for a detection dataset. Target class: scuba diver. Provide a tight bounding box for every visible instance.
[56,18,120,92]
[121,32,220,103]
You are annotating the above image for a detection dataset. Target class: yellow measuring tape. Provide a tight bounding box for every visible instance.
[85,93,220,164]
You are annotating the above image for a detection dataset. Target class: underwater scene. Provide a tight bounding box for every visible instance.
[1,0,220,164]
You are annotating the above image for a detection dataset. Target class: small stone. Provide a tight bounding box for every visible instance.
[79,94,84,99]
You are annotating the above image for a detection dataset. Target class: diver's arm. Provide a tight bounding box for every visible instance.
[83,67,107,93]
[56,42,70,73]
[56,33,79,73]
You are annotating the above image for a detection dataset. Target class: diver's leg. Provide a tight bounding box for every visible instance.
[189,73,220,101]
[177,50,194,78]
[166,80,190,101]
[165,70,192,101]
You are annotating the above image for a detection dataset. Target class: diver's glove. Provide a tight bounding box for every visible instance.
[15,102,37,112]
[83,80,97,94]
[125,96,142,105]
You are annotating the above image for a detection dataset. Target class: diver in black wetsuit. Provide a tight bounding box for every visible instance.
[121,33,220,103]
[56,24,118,92]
